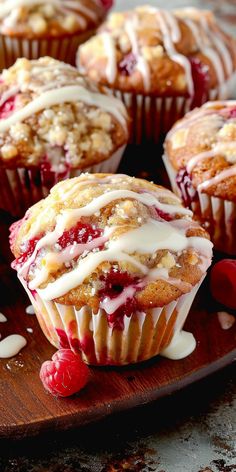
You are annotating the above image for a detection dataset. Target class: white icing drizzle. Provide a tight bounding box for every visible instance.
[0,85,20,107]
[0,334,27,358]
[0,313,7,322]
[125,18,150,91]
[0,85,128,132]
[98,6,233,94]
[19,189,192,278]
[100,285,138,315]
[102,32,117,84]
[160,330,196,359]
[155,9,194,97]
[34,218,212,300]
[14,181,212,304]
[198,165,236,191]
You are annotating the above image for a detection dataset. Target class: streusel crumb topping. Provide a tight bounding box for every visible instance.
[0,0,109,37]
[165,101,236,201]
[0,57,128,170]
[11,174,212,310]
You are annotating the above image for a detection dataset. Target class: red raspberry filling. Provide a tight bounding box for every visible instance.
[58,222,103,249]
[176,167,197,209]
[210,259,236,310]
[154,207,174,222]
[11,235,42,270]
[227,107,236,119]
[189,57,210,107]
[40,349,89,397]
[0,96,17,119]
[99,269,141,329]
[118,53,137,76]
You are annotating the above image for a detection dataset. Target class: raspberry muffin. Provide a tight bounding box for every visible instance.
[0,0,112,70]
[164,100,236,255]
[0,56,128,216]
[77,6,236,143]
[10,173,213,365]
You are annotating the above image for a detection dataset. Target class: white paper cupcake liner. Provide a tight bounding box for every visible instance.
[102,74,236,144]
[0,145,126,217]
[162,154,236,255]
[19,275,203,366]
[0,30,95,71]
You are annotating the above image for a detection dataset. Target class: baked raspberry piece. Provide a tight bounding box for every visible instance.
[11,235,42,270]
[40,160,70,189]
[210,259,236,310]
[58,222,103,249]
[189,57,210,107]
[0,96,16,119]
[99,269,141,329]
[118,53,137,76]
[40,349,89,397]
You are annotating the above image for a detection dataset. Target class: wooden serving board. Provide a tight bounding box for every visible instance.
[0,210,236,440]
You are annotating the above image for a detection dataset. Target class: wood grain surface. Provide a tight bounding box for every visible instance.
[0,201,235,440]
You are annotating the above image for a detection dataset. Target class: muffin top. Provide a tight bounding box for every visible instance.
[0,57,128,176]
[0,0,111,38]
[11,174,213,324]
[77,6,236,101]
[165,100,236,202]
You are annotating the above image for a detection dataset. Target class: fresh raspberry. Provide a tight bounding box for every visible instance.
[210,259,236,310]
[98,0,113,11]
[40,349,89,397]
[118,53,137,76]
[189,57,210,107]
[0,96,16,119]
[176,167,197,209]
[58,222,103,249]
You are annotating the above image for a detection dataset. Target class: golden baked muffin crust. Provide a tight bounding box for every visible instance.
[0,57,128,171]
[77,6,236,97]
[165,101,236,202]
[0,0,109,38]
[11,173,213,312]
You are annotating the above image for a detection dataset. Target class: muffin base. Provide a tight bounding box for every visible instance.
[0,29,95,70]
[102,74,236,144]
[162,154,236,255]
[19,275,203,366]
[0,144,126,217]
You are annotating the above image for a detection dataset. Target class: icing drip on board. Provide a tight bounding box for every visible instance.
[0,334,27,358]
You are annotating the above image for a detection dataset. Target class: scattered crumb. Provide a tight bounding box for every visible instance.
[26,328,33,334]
[217,311,235,330]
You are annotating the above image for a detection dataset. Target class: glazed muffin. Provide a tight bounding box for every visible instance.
[164,100,236,255]
[10,173,213,365]
[0,0,112,70]
[77,6,236,143]
[0,56,128,216]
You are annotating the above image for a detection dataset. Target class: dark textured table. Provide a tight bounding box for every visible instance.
[0,363,235,472]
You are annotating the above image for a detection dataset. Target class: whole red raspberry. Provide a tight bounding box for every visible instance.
[210,259,236,310]
[40,349,89,397]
